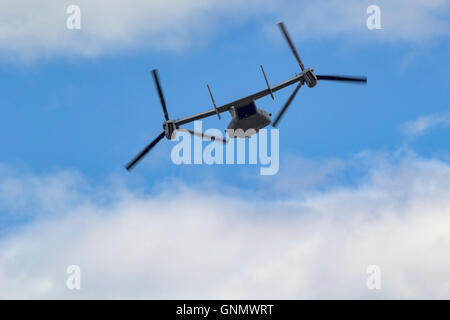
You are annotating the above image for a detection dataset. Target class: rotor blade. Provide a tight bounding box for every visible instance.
[151,69,170,121]
[278,22,305,71]
[272,82,302,128]
[177,128,228,144]
[317,75,367,84]
[125,131,165,171]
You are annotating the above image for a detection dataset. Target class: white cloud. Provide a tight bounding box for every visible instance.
[0,0,448,59]
[279,0,450,43]
[1,154,450,299]
[0,0,274,60]
[403,112,450,138]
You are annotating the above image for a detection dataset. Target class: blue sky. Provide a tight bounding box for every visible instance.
[0,0,449,299]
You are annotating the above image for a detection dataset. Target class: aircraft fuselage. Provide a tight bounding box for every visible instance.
[227,101,271,138]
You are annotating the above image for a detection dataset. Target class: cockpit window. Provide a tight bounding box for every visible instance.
[236,101,257,119]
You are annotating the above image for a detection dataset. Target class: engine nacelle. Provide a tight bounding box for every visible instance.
[163,120,176,139]
[304,68,317,88]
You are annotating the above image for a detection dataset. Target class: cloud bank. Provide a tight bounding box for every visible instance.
[1,153,450,299]
[0,0,449,59]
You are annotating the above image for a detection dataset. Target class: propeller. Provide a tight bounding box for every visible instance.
[272,82,302,128]
[125,131,165,171]
[273,22,367,128]
[125,69,170,171]
[125,128,227,171]
[272,22,305,127]
[317,75,367,84]
[152,69,170,121]
[126,68,228,171]
[278,22,305,71]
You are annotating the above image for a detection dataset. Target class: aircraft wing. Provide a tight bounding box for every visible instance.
[174,73,305,127]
